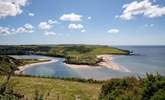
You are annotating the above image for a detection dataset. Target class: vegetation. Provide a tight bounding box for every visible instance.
[0,75,101,100]
[0,56,23,100]
[99,73,165,100]
[0,56,21,74]
[0,56,50,74]
[0,56,50,100]
[0,44,130,65]
[0,55,101,100]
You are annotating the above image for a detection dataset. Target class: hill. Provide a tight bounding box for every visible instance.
[0,44,130,65]
[0,75,101,100]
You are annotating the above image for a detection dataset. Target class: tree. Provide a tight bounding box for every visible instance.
[0,56,23,99]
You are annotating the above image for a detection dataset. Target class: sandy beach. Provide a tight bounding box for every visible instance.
[15,59,58,74]
[65,55,131,72]
[97,55,130,72]
[64,63,101,69]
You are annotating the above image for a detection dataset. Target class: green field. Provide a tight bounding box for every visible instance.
[1,74,165,100]
[0,76,101,100]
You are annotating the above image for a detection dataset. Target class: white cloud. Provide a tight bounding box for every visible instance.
[0,27,13,35]
[0,0,28,18]
[44,31,56,35]
[24,24,33,29]
[60,13,82,21]
[81,29,86,32]
[16,23,34,33]
[118,0,165,20]
[48,20,58,24]
[87,16,92,20]
[68,24,84,29]
[38,20,58,35]
[28,12,34,16]
[0,23,34,35]
[38,22,52,30]
[107,28,120,33]
[16,27,26,33]
[38,20,57,30]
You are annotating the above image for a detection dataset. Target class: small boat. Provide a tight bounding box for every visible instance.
[129,50,141,56]
[129,50,134,55]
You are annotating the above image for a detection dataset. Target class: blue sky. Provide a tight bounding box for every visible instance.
[0,0,165,45]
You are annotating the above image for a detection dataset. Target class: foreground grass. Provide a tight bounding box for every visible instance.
[0,76,101,100]
[1,74,165,100]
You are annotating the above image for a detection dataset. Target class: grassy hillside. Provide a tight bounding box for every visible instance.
[0,76,101,100]
[0,56,21,74]
[0,44,130,65]
[1,74,165,100]
[0,56,50,74]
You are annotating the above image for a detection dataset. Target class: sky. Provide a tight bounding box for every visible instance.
[0,0,165,45]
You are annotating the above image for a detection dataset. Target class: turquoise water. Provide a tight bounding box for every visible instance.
[12,46,165,80]
[113,46,165,76]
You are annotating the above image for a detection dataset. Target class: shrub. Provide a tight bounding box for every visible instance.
[99,74,165,100]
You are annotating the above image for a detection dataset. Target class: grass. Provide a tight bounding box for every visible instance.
[0,56,50,75]
[0,75,101,100]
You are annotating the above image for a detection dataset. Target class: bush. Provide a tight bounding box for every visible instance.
[150,89,165,100]
[140,73,165,100]
[99,74,165,100]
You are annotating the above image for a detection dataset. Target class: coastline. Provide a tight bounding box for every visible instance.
[97,55,131,72]
[15,59,58,74]
[14,54,131,75]
[65,55,131,72]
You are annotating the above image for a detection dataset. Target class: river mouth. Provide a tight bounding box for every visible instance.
[11,45,165,81]
[11,55,137,80]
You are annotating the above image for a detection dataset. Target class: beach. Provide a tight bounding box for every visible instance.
[65,55,131,72]
[15,59,58,74]
[97,55,131,72]
[64,63,101,69]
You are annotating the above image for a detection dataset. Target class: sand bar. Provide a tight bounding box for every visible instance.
[15,59,58,74]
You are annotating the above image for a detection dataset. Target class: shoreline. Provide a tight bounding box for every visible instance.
[15,59,58,74]
[14,55,130,75]
[65,55,131,72]
[97,55,131,72]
